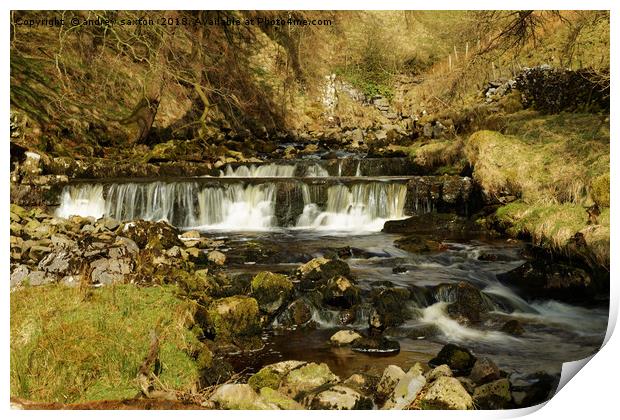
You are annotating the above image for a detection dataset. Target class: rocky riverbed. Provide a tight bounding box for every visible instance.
[10,202,607,409]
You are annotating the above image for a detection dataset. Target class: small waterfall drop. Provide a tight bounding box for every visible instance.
[305,163,329,177]
[56,184,106,219]
[355,161,362,177]
[296,183,407,232]
[220,163,296,177]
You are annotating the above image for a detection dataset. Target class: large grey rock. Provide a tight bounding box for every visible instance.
[473,378,512,409]
[329,330,362,346]
[425,364,453,382]
[382,363,426,409]
[38,249,81,276]
[280,362,340,400]
[417,376,473,410]
[376,365,406,402]
[258,387,304,410]
[90,258,133,285]
[208,250,226,266]
[209,384,276,409]
[308,385,371,410]
[469,357,501,385]
[11,265,50,287]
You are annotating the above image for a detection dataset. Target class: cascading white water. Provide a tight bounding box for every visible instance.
[57,179,408,232]
[220,163,296,177]
[56,184,106,219]
[305,163,329,177]
[56,182,277,230]
[195,184,276,230]
[296,183,407,232]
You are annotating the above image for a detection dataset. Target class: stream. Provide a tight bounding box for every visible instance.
[55,157,609,381]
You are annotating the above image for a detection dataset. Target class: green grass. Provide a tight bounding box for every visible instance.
[465,111,609,263]
[496,202,609,264]
[466,112,609,204]
[11,284,200,403]
[392,139,463,173]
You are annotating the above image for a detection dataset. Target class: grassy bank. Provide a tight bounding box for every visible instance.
[465,111,609,265]
[10,284,200,403]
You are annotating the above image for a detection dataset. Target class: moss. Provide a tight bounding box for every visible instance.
[282,363,339,399]
[248,368,282,391]
[251,271,293,313]
[206,295,260,340]
[591,173,610,207]
[196,345,214,370]
[10,284,200,403]
[258,387,304,410]
[466,112,609,204]
[496,201,609,264]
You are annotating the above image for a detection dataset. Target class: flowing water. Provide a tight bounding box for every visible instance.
[55,159,609,379]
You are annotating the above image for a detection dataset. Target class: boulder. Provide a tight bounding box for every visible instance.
[369,287,411,330]
[10,265,50,287]
[376,365,406,402]
[90,258,133,285]
[258,387,304,410]
[248,360,308,391]
[308,385,372,410]
[429,344,477,375]
[209,384,275,410]
[510,372,558,408]
[351,336,400,355]
[207,250,226,266]
[473,378,512,409]
[469,357,501,386]
[98,217,120,231]
[383,212,471,235]
[38,250,82,276]
[295,257,350,290]
[425,364,453,382]
[276,299,314,328]
[329,330,362,346]
[382,363,426,409]
[343,373,379,396]
[251,271,293,314]
[280,363,340,400]
[207,296,260,340]
[497,261,594,303]
[417,376,473,410]
[122,220,182,249]
[394,236,444,254]
[433,282,492,324]
[322,276,361,309]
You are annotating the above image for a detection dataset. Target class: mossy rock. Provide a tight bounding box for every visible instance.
[251,271,293,314]
[281,362,340,400]
[249,368,283,391]
[429,343,477,375]
[296,257,351,290]
[591,173,610,207]
[248,360,308,391]
[207,295,260,340]
[259,387,304,410]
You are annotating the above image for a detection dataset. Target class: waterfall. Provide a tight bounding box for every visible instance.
[56,184,106,219]
[296,183,407,232]
[195,184,276,230]
[56,179,408,232]
[305,163,329,177]
[220,163,296,177]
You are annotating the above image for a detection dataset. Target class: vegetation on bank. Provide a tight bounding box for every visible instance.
[464,111,609,264]
[11,284,200,403]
